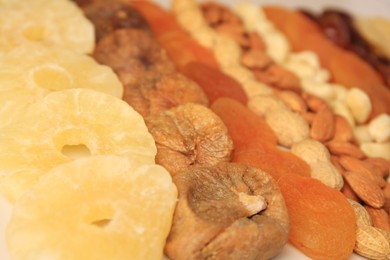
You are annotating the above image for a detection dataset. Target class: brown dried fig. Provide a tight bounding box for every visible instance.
[165,162,289,260]
[145,103,233,176]
[93,28,175,86]
[79,0,151,41]
[123,72,208,117]
[93,29,208,116]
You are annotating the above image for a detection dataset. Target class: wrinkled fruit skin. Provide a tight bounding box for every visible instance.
[165,162,289,260]
[93,28,175,87]
[145,103,233,176]
[93,28,208,116]
[80,0,152,42]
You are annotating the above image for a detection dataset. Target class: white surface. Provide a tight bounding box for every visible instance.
[1,0,389,259]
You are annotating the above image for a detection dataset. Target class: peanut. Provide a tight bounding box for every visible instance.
[291,139,343,190]
[264,108,310,147]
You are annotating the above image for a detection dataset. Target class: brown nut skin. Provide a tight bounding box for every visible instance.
[165,162,289,260]
[145,103,233,176]
[79,0,151,41]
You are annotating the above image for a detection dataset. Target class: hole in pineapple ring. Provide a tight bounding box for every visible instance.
[90,218,112,228]
[30,64,73,91]
[84,205,114,229]
[61,144,91,159]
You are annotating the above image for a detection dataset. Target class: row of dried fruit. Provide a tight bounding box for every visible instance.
[81,0,390,258]
[0,0,179,259]
[130,0,390,259]
[0,0,389,259]
[162,1,390,258]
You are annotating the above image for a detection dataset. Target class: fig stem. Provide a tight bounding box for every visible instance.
[237,192,267,216]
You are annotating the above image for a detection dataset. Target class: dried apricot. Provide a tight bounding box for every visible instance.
[131,1,182,36]
[277,174,356,260]
[262,5,291,30]
[210,97,277,151]
[158,30,219,69]
[179,61,248,105]
[280,11,321,51]
[132,1,219,69]
[234,147,311,181]
[211,97,310,181]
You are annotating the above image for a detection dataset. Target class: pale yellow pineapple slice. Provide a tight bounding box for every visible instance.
[0,0,94,55]
[0,43,123,127]
[0,89,157,202]
[6,155,177,260]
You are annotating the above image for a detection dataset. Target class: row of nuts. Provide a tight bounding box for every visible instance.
[234,2,390,161]
[349,200,390,259]
[171,1,390,258]
[172,0,275,99]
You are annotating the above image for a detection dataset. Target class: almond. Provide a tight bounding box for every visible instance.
[276,90,307,114]
[302,93,328,112]
[364,206,390,231]
[364,157,390,179]
[333,115,354,142]
[248,32,265,52]
[326,140,366,159]
[330,155,344,174]
[383,183,390,215]
[343,171,385,208]
[339,156,386,188]
[301,111,315,125]
[202,3,222,25]
[342,180,361,203]
[215,23,249,48]
[241,49,272,70]
[310,106,335,142]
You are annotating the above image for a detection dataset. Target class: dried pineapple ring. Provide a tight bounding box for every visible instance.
[0,43,123,127]
[0,0,94,55]
[6,155,177,260]
[0,43,123,96]
[0,89,157,202]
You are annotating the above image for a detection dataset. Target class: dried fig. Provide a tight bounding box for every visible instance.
[145,103,233,176]
[80,0,151,41]
[93,29,208,116]
[123,72,208,117]
[93,28,175,86]
[165,162,289,260]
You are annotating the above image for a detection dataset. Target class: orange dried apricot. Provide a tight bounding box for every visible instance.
[281,11,321,51]
[298,32,340,68]
[234,147,311,181]
[179,61,248,105]
[211,97,310,181]
[132,1,219,69]
[131,1,182,36]
[277,174,356,260]
[210,97,277,150]
[329,51,390,117]
[262,6,290,30]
